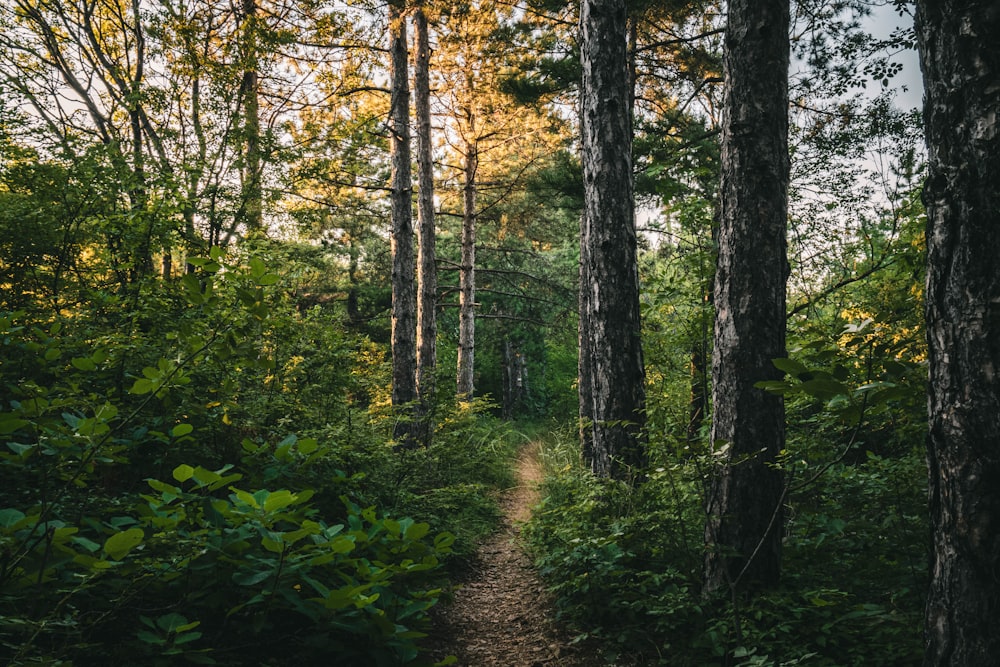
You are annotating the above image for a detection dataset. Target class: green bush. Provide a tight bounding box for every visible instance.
[525,429,925,665]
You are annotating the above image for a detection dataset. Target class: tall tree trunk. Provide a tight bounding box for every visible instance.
[916,1,1000,663]
[578,0,646,480]
[389,0,417,444]
[239,0,263,234]
[456,137,477,398]
[414,3,438,419]
[702,0,789,595]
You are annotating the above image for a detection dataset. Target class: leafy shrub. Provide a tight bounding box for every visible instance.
[525,429,925,665]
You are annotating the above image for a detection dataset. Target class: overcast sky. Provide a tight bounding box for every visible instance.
[867,2,923,111]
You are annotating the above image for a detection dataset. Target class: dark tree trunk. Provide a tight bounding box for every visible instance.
[916,1,1000,664]
[414,3,438,421]
[702,0,789,595]
[578,0,646,480]
[457,138,477,399]
[389,0,417,444]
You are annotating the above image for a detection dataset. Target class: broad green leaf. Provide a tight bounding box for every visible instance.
[297,438,319,455]
[233,569,272,586]
[71,356,97,371]
[6,442,33,456]
[104,527,144,560]
[129,378,155,395]
[771,357,809,377]
[0,507,26,528]
[799,378,850,400]
[405,522,430,541]
[263,490,296,513]
[171,423,194,438]
[72,535,102,553]
[249,257,266,278]
[156,612,195,633]
[172,464,195,483]
[230,487,260,509]
[257,273,280,286]
[262,535,284,553]
[0,416,28,434]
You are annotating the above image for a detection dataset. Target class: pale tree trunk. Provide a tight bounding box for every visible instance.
[456,136,477,398]
[389,0,417,444]
[578,0,646,480]
[414,3,438,420]
[703,0,789,595]
[917,1,1000,664]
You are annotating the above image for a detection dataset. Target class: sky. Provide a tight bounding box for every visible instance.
[867,2,923,111]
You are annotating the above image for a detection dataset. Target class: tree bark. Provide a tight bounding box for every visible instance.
[702,0,789,595]
[239,0,263,234]
[916,1,1000,664]
[389,0,417,444]
[578,0,646,480]
[457,137,477,399]
[414,3,438,417]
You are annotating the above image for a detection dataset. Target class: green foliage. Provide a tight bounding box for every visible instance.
[0,242,514,665]
[526,425,926,665]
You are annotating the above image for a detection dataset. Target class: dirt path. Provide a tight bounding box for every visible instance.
[426,441,597,666]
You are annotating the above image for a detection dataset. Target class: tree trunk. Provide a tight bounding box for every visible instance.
[578,0,646,480]
[240,0,263,234]
[456,137,477,399]
[916,1,1000,663]
[702,0,789,595]
[414,3,438,418]
[389,0,417,444]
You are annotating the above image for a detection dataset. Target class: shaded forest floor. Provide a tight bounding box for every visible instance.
[425,441,600,666]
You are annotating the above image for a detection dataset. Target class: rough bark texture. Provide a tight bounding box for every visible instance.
[578,0,646,479]
[414,5,437,415]
[239,0,262,233]
[457,138,477,399]
[916,1,1000,664]
[389,0,417,442]
[702,0,789,594]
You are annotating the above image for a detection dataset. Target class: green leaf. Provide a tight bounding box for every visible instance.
[171,423,194,438]
[405,522,431,541]
[104,527,144,560]
[297,438,319,455]
[249,257,266,279]
[0,416,29,434]
[156,613,195,633]
[6,442,33,456]
[263,490,296,513]
[173,464,195,483]
[230,487,260,509]
[72,535,102,553]
[799,378,850,400]
[233,569,272,586]
[257,273,280,286]
[130,378,156,395]
[71,356,97,371]
[772,357,809,377]
[0,508,26,529]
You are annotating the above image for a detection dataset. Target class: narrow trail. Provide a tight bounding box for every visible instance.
[427,441,598,666]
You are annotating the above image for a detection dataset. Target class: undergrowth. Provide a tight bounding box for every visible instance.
[525,425,926,666]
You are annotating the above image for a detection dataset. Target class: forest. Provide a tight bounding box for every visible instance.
[0,0,997,665]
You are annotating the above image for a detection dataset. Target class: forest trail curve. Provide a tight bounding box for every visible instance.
[427,441,596,666]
